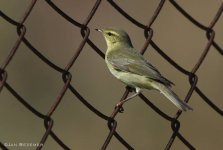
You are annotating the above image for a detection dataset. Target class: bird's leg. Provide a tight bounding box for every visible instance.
[116,88,141,111]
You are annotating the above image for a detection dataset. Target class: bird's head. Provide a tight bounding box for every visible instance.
[96,27,133,49]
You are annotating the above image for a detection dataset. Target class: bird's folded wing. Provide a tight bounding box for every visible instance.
[107,50,173,86]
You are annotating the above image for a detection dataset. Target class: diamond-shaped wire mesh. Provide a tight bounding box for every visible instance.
[0,0,223,149]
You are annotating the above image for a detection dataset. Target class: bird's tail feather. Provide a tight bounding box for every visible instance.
[154,83,193,111]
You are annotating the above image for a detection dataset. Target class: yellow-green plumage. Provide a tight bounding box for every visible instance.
[97,27,192,111]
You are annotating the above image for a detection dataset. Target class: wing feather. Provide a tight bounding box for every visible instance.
[107,48,173,86]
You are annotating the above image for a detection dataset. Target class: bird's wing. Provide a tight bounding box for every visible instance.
[107,48,174,86]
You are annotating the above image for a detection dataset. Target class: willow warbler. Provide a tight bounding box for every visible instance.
[96,27,192,111]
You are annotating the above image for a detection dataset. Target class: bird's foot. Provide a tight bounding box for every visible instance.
[114,91,141,113]
[115,101,125,113]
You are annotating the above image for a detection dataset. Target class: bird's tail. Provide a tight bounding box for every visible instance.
[153,83,193,111]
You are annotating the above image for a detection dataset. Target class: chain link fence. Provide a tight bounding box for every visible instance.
[0,0,223,149]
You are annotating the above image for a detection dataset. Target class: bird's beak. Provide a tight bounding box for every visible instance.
[95,28,102,32]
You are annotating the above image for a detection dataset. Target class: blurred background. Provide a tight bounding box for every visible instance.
[0,0,223,149]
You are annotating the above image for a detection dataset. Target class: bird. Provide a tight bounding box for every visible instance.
[96,27,193,111]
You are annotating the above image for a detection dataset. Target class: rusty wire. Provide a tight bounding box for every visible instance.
[0,0,223,149]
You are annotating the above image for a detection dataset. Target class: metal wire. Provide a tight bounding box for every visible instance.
[0,0,222,149]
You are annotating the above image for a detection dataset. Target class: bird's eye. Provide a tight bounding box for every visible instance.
[107,32,112,36]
